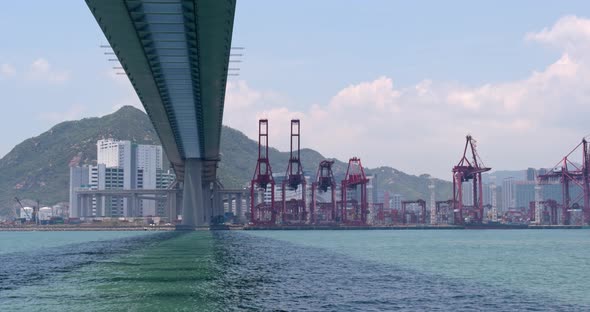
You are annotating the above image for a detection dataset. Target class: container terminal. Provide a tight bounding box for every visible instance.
[245,118,590,230]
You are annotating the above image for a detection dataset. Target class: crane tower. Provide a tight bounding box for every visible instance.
[452,135,491,224]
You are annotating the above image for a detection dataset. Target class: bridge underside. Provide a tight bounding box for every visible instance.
[86,0,236,226]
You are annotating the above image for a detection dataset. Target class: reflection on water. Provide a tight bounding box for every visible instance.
[0,230,588,311]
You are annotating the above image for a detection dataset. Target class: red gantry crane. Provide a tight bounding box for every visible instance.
[400,199,426,224]
[341,157,369,225]
[250,119,277,225]
[537,138,590,225]
[281,119,307,224]
[452,135,491,225]
[530,199,559,225]
[311,160,337,224]
[436,199,455,225]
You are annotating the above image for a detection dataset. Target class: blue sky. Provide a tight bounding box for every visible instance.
[233,1,577,99]
[2,1,590,179]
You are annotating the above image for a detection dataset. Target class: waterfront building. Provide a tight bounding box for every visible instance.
[526,168,537,181]
[38,207,53,221]
[69,166,91,218]
[366,175,375,224]
[502,177,515,211]
[51,203,69,218]
[392,194,402,210]
[383,191,390,209]
[483,183,492,206]
[69,139,174,218]
[514,181,582,209]
[19,207,33,220]
[538,168,548,176]
[156,169,176,216]
[514,181,535,209]
[461,182,474,206]
[157,169,176,189]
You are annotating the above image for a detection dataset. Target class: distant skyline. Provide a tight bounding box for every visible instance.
[2,1,590,179]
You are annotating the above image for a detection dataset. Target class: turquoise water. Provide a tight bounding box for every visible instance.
[0,231,152,254]
[0,230,589,311]
[247,230,590,306]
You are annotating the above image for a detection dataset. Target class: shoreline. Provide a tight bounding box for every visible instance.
[0,226,176,232]
[0,224,587,231]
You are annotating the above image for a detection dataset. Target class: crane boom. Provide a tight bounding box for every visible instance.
[14,197,31,220]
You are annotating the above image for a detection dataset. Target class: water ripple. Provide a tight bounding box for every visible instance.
[0,231,588,312]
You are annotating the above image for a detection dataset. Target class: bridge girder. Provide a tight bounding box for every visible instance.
[85,0,236,185]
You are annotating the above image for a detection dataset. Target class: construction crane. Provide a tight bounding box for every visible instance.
[311,160,337,224]
[400,199,426,224]
[14,197,36,224]
[281,119,307,224]
[530,199,559,225]
[452,135,491,224]
[341,157,369,225]
[436,200,455,224]
[537,137,590,225]
[250,119,277,225]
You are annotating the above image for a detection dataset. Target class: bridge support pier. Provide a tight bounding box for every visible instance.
[203,185,213,224]
[236,193,243,222]
[84,195,92,218]
[77,194,84,217]
[166,191,177,223]
[127,195,132,218]
[96,195,104,217]
[215,191,223,221]
[181,159,205,227]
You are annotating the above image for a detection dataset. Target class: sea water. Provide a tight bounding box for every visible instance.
[0,230,588,311]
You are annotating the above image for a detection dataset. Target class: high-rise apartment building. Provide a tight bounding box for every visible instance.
[502,177,515,211]
[69,139,173,218]
[97,139,133,189]
[526,168,537,182]
[134,144,163,216]
[461,182,474,206]
[69,166,90,218]
[392,194,403,210]
[514,181,581,209]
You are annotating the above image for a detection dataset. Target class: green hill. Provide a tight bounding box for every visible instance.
[0,106,160,216]
[0,106,452,217]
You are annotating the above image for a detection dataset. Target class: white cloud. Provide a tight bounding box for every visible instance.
[224,15,590,179]
[526,15,590,49]
[330,76,401,112]
[225,80,262,109]
[0,63,16,78]
[27,58,70,83]
[223,80,288,141]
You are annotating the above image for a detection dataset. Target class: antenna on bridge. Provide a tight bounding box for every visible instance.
[99,43,125,76]
[228,46,245,77]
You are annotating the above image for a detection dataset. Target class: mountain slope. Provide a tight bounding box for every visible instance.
[0,106,452,216]
[0,106,160,216]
